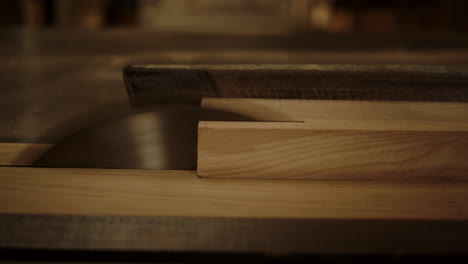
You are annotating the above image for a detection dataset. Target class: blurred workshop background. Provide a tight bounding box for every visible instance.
[0,0,468,34]
[1,0,468,149]
[3,0,468,32]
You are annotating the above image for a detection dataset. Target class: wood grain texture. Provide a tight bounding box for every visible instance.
[198,121,468,179]
[201,98,468,131]
[125,65,468,108]
[199,99,468,179]
[0,143,51,166]
[1,167,468,220]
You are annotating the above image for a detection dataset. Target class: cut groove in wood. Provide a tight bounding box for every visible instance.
[202,98,468,131]
[198,98,468,179]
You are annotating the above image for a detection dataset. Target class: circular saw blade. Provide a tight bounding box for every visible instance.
[34,105,252,170]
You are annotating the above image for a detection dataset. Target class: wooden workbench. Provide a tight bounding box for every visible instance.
[1,167,468,261]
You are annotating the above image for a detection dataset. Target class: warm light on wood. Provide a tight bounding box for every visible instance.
[202,98,468,132]
[198,99,468,179]
[0,143,51,166]
[1,167,468,220]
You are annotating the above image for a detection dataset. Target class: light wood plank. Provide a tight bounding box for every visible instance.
[198,121,468,179]
[199,99,468,179]
[1,167,468,220]
[0,143,51,166]
[202,98,468,131]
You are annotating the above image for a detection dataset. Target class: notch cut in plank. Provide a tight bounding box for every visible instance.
[2,167,468,220]
[0,143,51,166]
[197,121,468,180]
[202,98,468,131]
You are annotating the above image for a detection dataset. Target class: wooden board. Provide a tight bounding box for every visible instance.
[124,65,468,108]
[201,98,468,131]
[3,167,468,258]
[3,30,468,143]
[1,167,468,220]
[198,99,468,179]
[3,36,468,144]
[2,215,468,258]
[0,143,51,166]
[198,121,468,179]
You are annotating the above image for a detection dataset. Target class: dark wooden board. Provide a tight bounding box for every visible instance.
[1,214,468,262]
[124,65,468,107]
[3,29,468,143]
